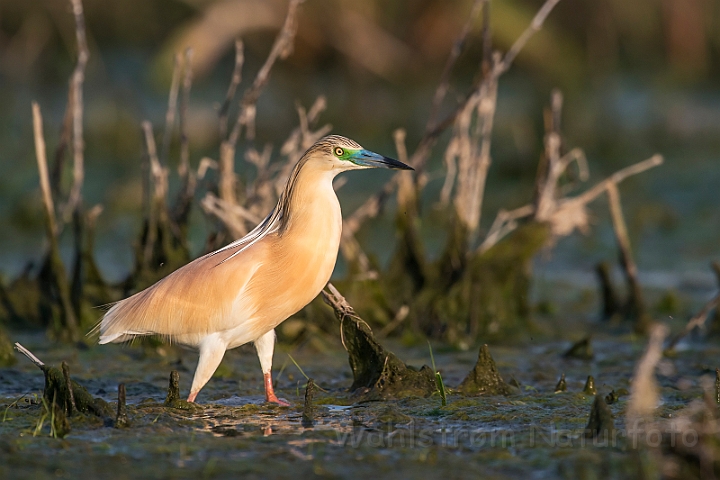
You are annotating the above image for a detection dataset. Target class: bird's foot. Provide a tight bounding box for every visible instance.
[265,394,291,407]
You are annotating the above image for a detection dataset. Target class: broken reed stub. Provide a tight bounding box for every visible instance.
[604,388,628,405]
[45,362,109,417]
[61,361,76,415]
[163,370,202,410]
[563,337,593,360]
[115,383,130,428]
[716,368,719,405]
[14,343,111,418]
[554,373,567,393]
[596,261,621,321]
[45,393,71,438]
[584,394,615,440]
[458,344,515,396]
[301,378,315,428]
[323,286,436,400]
[583,375,597,395]
[165,370,181,406]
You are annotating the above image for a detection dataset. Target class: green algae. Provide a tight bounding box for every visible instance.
[414,222,550,345]
[31,359,112,418]
[1,328,717,479]
[563,337,594,360]
[0,270,47,329]
[38,394,71,439]
[0,328,15,367]
[164,371,200,411]
[604,388,629,405]
[457,344,516,396]
[584,394,615,439]
[583,375,597,395]
[323,286,436,401]
[375,405,412,426]
[301,379,316,428]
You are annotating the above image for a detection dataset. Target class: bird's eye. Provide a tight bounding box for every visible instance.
[334,147,344,156]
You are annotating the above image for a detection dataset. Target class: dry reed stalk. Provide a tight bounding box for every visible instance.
[179,48,194,177]
[449,0,562,243]
[345,0,487,236]
[378,305,410,338]
[34,104,58,239]
[14,342,45,367]
[343,0,563,261]
[626,323,668,419]
[33,102,79,340]
[572,155,663,205]
[607,182,648,332]
[65,0,103,331]
[393,129,414,216]
[341,0,490,273]
[449,70,497,238]
[477,205,535,254]
[474,91,658,322]
[595,261,621,320]
[478,153,662,254]
[275,96,331,197]
[141,121,170,268]
[172,48,197,233]
[230,0,304,142]
[210,0,304,233]
[535,90,562,220]
[64,0,89,221]
[200,194,260,240]
[160,53,182,167]
[204,93,328,240]
[427,0,485,132]
[219,39,244,139]
[667,290,720,349]
[51,98,73,198]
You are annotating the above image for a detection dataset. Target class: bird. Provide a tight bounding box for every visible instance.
[96,135,412,404]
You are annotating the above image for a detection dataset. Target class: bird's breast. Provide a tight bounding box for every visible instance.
[235,184,343,338]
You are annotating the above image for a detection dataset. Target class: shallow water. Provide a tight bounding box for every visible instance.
[1,322,716,479]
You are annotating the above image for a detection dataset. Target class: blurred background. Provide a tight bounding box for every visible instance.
[1,0,718,312]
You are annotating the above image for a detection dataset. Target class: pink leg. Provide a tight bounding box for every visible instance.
[255,329,289,406]
[264,372,290,406]
[187,391,198,403]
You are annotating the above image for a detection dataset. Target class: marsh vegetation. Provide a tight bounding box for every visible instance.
[1,0,719,478]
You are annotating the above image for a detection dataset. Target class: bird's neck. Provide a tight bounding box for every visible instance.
[279,163,341,236]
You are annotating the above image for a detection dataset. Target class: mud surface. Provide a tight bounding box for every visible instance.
[1,326,717,479]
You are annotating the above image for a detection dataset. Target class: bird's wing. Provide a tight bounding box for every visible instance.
[98,241,269,344]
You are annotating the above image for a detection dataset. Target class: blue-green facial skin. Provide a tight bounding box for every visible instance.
[336,148,413,170]
[334,147,359,162]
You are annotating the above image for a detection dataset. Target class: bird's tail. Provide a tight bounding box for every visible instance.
[93,298,149,344]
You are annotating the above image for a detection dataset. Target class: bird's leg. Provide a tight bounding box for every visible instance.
[255,329,290,406]
[263,372,289,406]
[188,334,227,403]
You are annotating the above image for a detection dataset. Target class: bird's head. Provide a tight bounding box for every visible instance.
[305,135,413,173]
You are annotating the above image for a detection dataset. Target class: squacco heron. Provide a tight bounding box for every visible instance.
[98,135,412,404]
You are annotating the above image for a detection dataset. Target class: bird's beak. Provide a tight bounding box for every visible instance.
[354,150,414,170]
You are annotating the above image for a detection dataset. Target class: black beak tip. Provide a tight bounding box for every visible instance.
[384,155,414,171]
